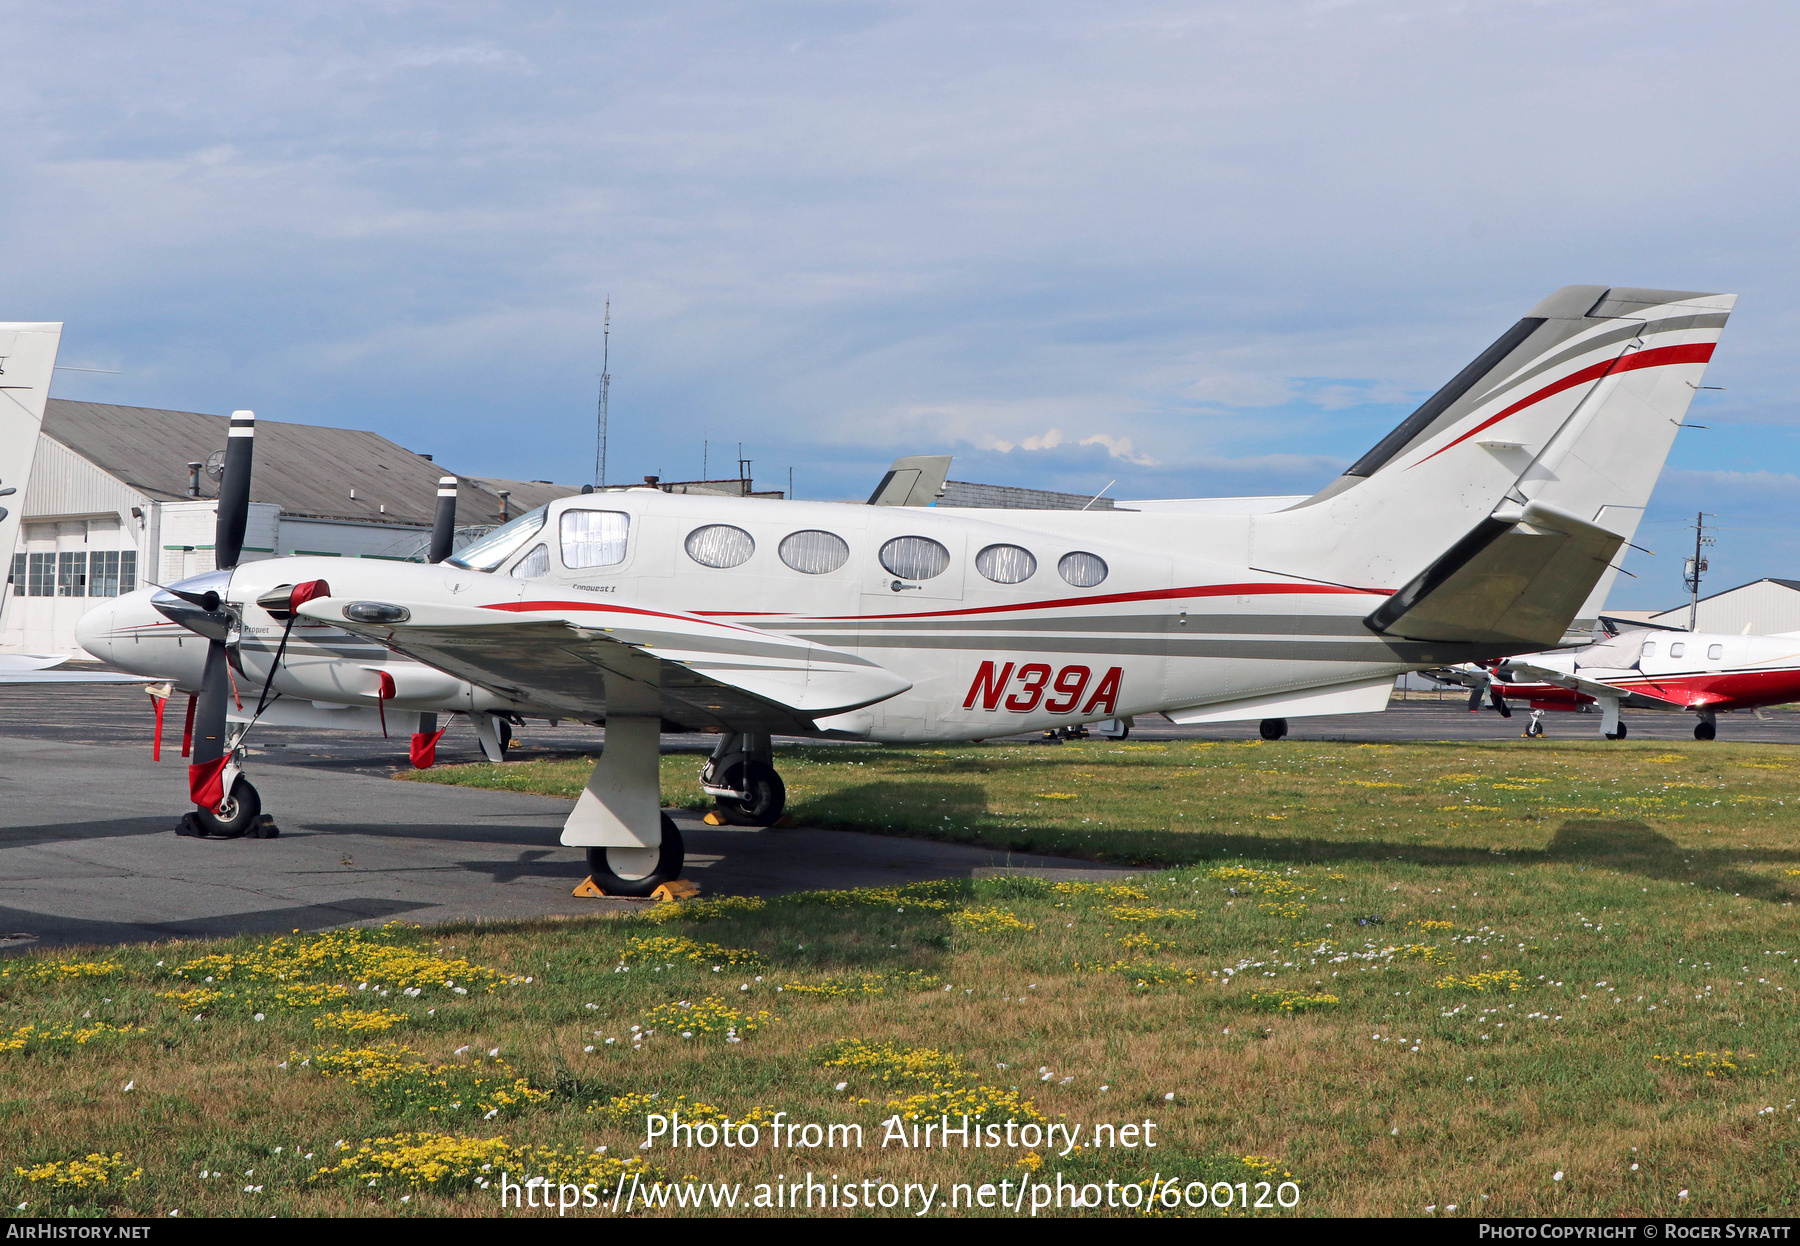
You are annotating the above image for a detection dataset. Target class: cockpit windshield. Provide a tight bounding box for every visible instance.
[446,506,549,573]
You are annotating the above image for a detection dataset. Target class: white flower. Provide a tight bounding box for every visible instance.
[1679,1190,1690,1199]
[1164,1092,1175,1101]
[454,1046,470,1056]
[123,1081,135,1092]
[584,1045,594,1052]
[1553,1171,1564,1181]
[488,1047,499,1057]
[253,1013,265,1022]
[835,1082,848,1091]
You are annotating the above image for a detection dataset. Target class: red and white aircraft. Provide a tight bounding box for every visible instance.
[1429,622,1800,740]
[76,284,1735,892]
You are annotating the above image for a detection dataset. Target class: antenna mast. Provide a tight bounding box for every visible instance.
[594,297,611,487]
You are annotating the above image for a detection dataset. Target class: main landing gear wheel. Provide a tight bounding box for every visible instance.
[711,760,787,827]
[1605,724,1629,740]
[179,778,263,838]
[1695,720,1716,741]
[498,720,514,754]
[1259,718,1288,741]
[584,815,684,898]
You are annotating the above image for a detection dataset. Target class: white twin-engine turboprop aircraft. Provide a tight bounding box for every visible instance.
[77,285,1734,894]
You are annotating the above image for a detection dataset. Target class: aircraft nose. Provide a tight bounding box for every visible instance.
[74,598,117,662]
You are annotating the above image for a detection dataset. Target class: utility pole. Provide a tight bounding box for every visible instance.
[1684,510,1714,631]
[594,297,611,488]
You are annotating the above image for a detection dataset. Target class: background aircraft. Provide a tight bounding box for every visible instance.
[1427,622,1800,739]
[79,284,1734,895]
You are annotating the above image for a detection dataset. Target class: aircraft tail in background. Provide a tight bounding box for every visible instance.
[0,323,64,617]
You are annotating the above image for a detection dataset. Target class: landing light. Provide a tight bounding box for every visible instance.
[344,602,411,624]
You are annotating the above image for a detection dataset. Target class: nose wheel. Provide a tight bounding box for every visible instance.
[176,778,277,838]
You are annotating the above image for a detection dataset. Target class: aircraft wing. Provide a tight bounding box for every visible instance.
[1501,660,1682,710]
[295,595,911,734]
[0,671,155,684]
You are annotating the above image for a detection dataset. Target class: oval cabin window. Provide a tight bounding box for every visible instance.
[1642,641,1657,658]
[975,544,1037,584]
[1707,643,1723,661]
[560,510,631,568]
[685,524,756,569]
[1058,551,1108,588]
[779,530,850,574]
[879,536,951,580]
[1669,642,1686,659]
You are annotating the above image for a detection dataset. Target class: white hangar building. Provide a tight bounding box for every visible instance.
[2,399,581,656]
[1641,578,1800,636]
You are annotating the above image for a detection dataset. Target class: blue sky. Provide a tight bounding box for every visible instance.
[6,1,1798,609]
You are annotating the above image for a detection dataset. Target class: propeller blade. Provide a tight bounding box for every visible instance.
[213,411,255,569]
[1467,686,1485,712]
[188,410,256,814]
[429,475,458,564]
[1489,685,1513,718]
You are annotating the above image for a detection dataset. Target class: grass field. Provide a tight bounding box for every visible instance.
[5,737,1798,1217]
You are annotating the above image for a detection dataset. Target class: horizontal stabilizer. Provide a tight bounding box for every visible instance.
[1364,500,1626,649]
[297,594,911,734]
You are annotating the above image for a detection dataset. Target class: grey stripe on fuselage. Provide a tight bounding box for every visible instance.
[812,632,1505,665]
[773,613,1376,637]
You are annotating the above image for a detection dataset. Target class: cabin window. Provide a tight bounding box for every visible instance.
[1058,551,1108,588]
[975,544,1037,584]
[779,530,850,574]
[1707,643,1723,661]
[1642,641,1656,658]
[880,536,951,580]
[560,510,631,568]
[1668,641,1685,659]
[511,544,549,579]
[686,524,755,569]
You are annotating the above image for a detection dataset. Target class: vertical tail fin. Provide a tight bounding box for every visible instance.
[0,323,64,617]
[1250,287,1732,641]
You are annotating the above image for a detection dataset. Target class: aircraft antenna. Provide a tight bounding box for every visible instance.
[1684,510,1715,631]
[595,297,611,488]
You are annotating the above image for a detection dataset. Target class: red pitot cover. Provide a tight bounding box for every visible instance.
[410,728,448,769]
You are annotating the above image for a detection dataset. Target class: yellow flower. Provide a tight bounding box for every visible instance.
[14,1153,141,1188]
[949,907,1036,933]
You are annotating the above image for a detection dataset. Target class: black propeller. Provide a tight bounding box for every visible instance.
[186,410,258,831]
[1488,684,1513,718]
[412,475,460,767]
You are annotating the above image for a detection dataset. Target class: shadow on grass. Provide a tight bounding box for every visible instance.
[797,782,1800,906]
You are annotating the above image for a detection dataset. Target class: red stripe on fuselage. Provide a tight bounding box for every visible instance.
[1415,342,1716,467]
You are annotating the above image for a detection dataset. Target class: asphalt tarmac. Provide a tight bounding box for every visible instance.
[3,683,1795,952]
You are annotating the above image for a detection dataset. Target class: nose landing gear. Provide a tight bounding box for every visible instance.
[176,775,277,838]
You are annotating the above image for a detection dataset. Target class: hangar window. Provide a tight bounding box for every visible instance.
[880,536,951,581]
[450,505,548,572]
[686,524,755,569]
[975,544,1037,584]
[57,552,87,597]
[779,529,850,574]
[1668,641,1685,659]
[26,553,53,597]
[1707,643,1723,661]
[511,544,550,579]
[560,510,632,569]
[1058,551,1108,588]
[88,551,137,597]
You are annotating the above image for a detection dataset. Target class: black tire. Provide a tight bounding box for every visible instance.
[584,815,684,898]
[1259,718,1288,741]
[1526,721,1544,738]
[498,720,513,754]
[711,760,787,827]
[1695,720,1716,741]
[192,778,261,839]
